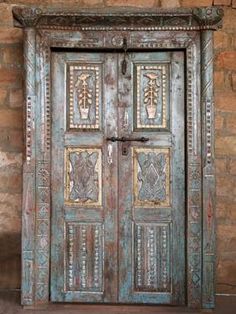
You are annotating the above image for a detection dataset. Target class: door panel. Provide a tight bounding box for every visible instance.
[51,52,118,302]
[118,52,185,304]
[51,51,185,304]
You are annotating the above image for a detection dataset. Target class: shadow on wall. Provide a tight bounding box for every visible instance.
[0,232,21,289]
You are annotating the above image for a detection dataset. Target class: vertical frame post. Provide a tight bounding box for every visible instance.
[22,27,36,305]
[34,32,51,304]
[201,30,216,309]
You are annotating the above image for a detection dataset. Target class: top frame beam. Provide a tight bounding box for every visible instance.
[12,6,223,30]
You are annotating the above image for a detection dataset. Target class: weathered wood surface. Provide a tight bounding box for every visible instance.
[201,30,216,309]
[21,27,36,306]
[17,7,222,309]
[117,51,185,304]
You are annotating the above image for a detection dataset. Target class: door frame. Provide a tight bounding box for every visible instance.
[13,6,223,309]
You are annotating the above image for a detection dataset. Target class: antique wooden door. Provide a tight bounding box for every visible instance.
[51,50,185,304]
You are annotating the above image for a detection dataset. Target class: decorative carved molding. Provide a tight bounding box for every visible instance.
[66,223,104,292]
[201,30,215,309]
[136,64,167,129]
[134,223,170,292]
[35,161,50,302]
[13,7,223,30]
[69,64,100,129]
[134,148,170,207]
[65,148,102,206]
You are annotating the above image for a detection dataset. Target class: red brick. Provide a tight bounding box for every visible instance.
[216,136,236,156]
[0,89,7,106]
[214,71,225,90]
[217,225,236,255]
[160,0,180,7]
[0,195,21,232]
[222,7,236,30]
[106,0,155,6]
[216,199,236,221]
[229,159,236,175]
[0,4,13,27]
[0,256,20,289]
[81,0,104,5]
[181,0,212,6]
[215,51,236,71]
[0,110,22,129]
[231,73,236,92]
[0,164,22,194]
[0,68,22,87]
[9,89,23,108]
[0,129,23,152]
[2,45,23,65]
[217,259,236,288]
[216,176,236,197]
[0,28,23,44]
[215,113,224,130]
[214,31,230,50]
[215,92,236,112]
[226,114,236,134]
[0,152,22,168]
[215,158,227,174]
[213,0,232,5]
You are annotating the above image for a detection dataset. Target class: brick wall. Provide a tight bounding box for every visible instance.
[0,0,235,295]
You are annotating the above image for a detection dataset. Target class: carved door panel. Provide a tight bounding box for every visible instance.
[51,51,185,304]
[117,52,185,304]
[51,52,119,302]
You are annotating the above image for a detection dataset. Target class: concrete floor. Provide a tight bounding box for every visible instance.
[0,291,235,314]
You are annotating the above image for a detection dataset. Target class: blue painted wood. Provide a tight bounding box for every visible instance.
[50,52,119,302]
[201,30,216,309]
[21,28,36,306]
[17,7,222,309]
[51,51,186,304]
[118,52,185,304]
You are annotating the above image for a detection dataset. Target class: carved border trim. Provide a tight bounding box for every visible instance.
[12,7,223,30]
[21,28,36,306]
[34,32,51,303]
[201,31,215,309]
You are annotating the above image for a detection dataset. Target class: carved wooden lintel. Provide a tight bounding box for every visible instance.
[13,6,223,30]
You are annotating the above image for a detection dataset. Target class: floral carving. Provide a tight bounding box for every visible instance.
[144,72,161,119]
[75,73,92,120]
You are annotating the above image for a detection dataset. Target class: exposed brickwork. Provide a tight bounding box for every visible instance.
[0,0,235,296]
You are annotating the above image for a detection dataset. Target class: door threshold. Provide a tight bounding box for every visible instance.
[23,303,210,313]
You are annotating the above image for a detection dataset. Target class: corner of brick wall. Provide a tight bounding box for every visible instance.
[0,2,23,289]
[0,0,236,293]
[213,5,236,295]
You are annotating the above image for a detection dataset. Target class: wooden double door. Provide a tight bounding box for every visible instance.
[51,50,185,304]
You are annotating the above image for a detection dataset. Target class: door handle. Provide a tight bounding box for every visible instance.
[107,143,113,165]
[106,136,149,143]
